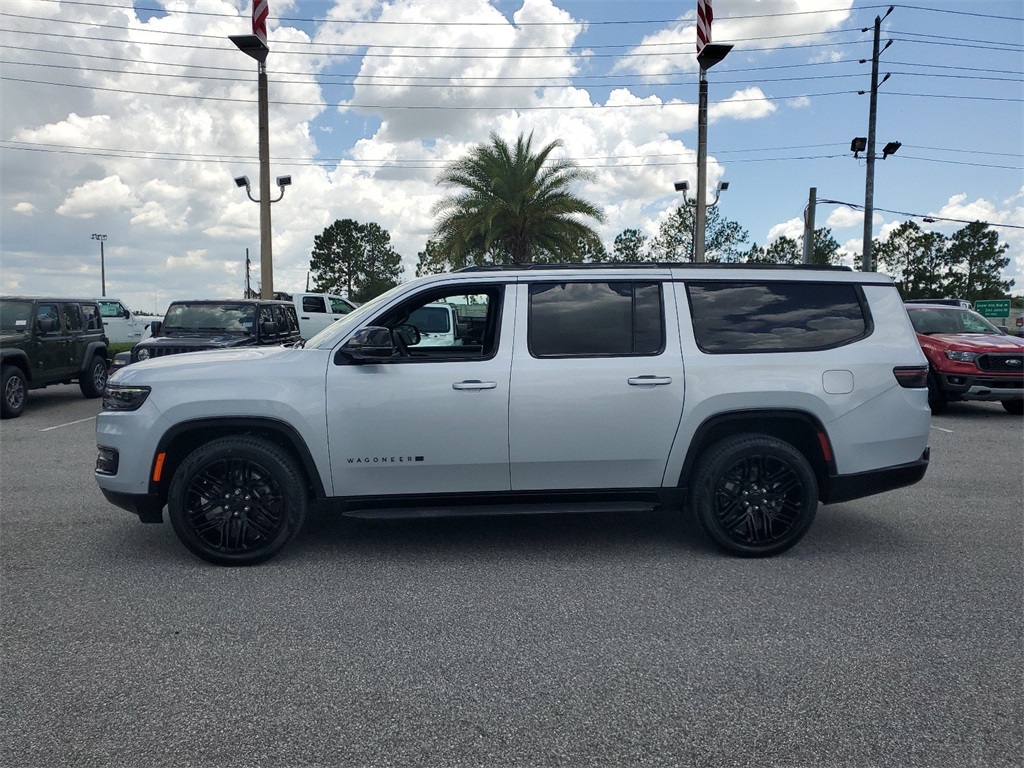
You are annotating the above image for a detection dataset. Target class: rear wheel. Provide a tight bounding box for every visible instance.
[690,434,818,557]
[1002,400,1023,415]
[79,355,108,398]
[927,371,947,415]
[168,436,308,566]
[1,365,27,419]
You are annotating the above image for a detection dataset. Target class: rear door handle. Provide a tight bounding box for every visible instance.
[452,380,497,391]
[628,376,672,387]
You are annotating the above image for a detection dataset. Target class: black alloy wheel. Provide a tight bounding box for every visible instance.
[168,436,307,566]
[1,365,27,419]
[691,434,818,557]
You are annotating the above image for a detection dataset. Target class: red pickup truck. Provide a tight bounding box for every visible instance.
[905,303,1024,415]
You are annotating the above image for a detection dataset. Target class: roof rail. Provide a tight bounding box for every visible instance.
[456,262,852,272]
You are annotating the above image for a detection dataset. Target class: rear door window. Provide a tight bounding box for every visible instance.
[527,281,664,358]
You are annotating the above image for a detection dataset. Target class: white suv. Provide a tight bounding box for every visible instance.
[95,264,932,565]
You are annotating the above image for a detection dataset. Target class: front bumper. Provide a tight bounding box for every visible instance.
[937,371,1023,402]
[100,488,165,523]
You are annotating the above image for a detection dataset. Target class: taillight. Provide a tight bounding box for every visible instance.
[893,366,928,388]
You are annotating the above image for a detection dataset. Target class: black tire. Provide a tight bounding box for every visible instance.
[79,355,108,399]
[927,371,947,415]
[690,434,818,558]
[167,436,308,566]
[1,365,27,419]
[1002,400,1023,415]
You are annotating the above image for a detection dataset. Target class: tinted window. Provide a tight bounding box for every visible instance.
[82,304,103,331]
[906,307,1000,335]
[687,281,868,353]
[62,304,83,332]
[0,301,33,331]
[303,296,327,313]
[409,306,451,333]
[528,281,664,357]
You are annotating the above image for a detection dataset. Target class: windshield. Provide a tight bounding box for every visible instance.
[303,283,408,349]
[0,300,33,332]
[907,307,1001,335]
[162,303,255,333]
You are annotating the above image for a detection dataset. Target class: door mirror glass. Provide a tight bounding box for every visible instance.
[339,326,397,363]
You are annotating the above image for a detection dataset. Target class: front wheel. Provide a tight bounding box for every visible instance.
[690,434,818,557]
[79,355,108,398]
[1,365,27,419]
[1002,400,1023,415]
[168,436,308,566]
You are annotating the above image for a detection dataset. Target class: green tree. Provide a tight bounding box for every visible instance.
[611,228,650,262]
[432,131,605,265]
[649,200,749,263]
[744,236,802,264]
[874,221,952,299]
[808,227,843,266]
[945,221,1014,302]
[309,219,404,302]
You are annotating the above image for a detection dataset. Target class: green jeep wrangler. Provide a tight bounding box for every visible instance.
[0,296,110,419]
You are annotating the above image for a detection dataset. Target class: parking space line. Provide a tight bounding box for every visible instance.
[40,417,96,432]
[930,425,955,434]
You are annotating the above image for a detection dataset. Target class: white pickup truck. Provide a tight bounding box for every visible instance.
[97,299,152,344]
[274,292,357,338]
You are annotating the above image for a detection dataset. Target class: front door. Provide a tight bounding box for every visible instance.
[33,303,68,385]
[326,283,514,498]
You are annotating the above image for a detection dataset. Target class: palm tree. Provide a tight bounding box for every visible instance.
[432,132,605,265]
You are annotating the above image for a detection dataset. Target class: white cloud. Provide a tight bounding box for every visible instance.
[767,218,804,243]
[12,202,38,216]
[709,88,776,122]
[57,176,137,219]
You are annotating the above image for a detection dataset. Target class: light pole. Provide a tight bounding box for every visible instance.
[91,233,107,296]
[852,136,901,270]
[229,33,277,298]
[694,43,733,263]
[674,179,728,262]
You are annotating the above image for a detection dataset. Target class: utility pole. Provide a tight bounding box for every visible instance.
[802,187,816,264]
[245,248,252,298]
[862,6,894,272]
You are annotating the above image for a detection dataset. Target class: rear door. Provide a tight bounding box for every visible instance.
[508,277,685,491]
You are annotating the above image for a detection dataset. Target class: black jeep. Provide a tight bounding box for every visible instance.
[117,299,302,367]
[0,297,110,418]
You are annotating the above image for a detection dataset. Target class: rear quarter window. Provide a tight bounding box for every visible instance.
[686,281,870,354]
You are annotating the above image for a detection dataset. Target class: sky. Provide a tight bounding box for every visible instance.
[1,0,1022,313]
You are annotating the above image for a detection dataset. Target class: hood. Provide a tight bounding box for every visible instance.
[140,333,253,348]
[112,345,308,385]
[921,333,1024,352]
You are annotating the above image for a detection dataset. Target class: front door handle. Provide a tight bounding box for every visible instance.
[628,376,672,387]
[452,380,497,391]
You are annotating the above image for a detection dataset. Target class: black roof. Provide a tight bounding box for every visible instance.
[0,295,101,303]
[166,298,294,305]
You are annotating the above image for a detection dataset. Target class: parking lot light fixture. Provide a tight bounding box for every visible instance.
[91,233,107,297]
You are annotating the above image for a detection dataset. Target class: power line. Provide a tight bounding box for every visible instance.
[894,4,1024,23]
[818,199,1024,231]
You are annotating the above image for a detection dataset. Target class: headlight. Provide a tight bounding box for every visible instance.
[945,350,979,363]
[136,347,151,361]
[103,385,151,411]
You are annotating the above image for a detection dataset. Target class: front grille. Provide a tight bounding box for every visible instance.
[149,346,200,357]
[977,353,1024,373]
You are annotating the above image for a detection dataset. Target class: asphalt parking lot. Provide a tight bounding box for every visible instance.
[1,385,1021,768]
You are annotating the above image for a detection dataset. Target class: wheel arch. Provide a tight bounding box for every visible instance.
[678,409,836,500]
[80,341,109,372]
[151,417,327,502]
[1,350,32,381]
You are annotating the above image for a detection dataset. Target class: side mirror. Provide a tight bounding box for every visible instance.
[38,317,59,334]
[393,323,421,347]
[338,326,396,363]
[261,320,279,336]
[149,320,162,336]
[122,308,131,318]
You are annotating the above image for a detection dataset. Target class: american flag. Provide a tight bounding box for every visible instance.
[696,0,712,54]
[253,0,269,46]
